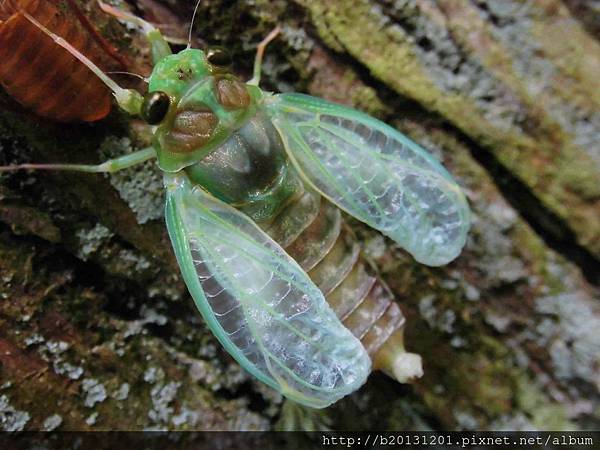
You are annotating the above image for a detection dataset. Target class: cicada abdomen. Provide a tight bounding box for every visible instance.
[264,183,423,384]
[0,0,117,121]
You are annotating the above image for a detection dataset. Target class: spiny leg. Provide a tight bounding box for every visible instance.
[0,147,156,174]
[248,25,282,86]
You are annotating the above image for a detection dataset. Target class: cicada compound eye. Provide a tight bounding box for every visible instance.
[141,91,171,125]
[206,46,232,68]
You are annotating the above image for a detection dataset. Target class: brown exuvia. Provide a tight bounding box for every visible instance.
[0,0,124,122]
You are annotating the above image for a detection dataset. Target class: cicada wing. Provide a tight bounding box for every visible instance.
[266,93,471,266]
[164,173,371,408]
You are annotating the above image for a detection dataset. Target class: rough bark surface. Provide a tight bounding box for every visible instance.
[0,0,599,431]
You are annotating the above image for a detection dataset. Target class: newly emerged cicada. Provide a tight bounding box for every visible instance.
[0,2,470,408]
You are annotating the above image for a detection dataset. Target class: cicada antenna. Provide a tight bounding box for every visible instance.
[187,0,203,49]
[106,71,149,83]
[22,11,143,115]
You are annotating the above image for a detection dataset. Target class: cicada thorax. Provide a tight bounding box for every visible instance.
[0,0,116,121]
[184,110,303,222]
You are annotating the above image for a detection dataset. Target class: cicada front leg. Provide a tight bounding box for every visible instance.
[0,148,157,174]
[248,25,282,86]
[97,1,171,64]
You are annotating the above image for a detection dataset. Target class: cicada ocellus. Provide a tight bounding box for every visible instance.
[0,2,470,408]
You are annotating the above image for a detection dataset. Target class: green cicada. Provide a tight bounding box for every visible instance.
[1,3,470,408]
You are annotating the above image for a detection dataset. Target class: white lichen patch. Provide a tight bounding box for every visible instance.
[418,294,437,326]
[112,383,130,401]
[24,333,44,347]
[147,279,185,302]
[490,413,536,431]
[38,340,84,380]
[42,414,63,431]
[440,279,459,290]
[188,360,221,389]
[85,412,99,426]
[282,25,313,52]
[463,283,481,302]
[534,292,600,390]
[454,409,479,430]
[171,407,200,427]
[148,382,181,424]
[112,249,153,278]
[53,361,84,380]
[81,379,108,408]
[143,367,165,384]
[418,294,455,333]
[140,306,168,326]
[222,363,251,390]
[0,394,30,431]
[76,223,114,261]
[46,340,69,355]
[472,0,600,167]
[100,136,164,224]
[450,336,467,348]
[484,309,512,333]
[473,199,528,288]
[124,306,168,339]
[376,0,526,132]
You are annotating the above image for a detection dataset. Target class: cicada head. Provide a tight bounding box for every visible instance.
[145,48,262,172]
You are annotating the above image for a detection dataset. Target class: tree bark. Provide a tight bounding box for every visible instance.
[0,0,598,431]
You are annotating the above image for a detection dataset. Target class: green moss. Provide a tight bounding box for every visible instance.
[515,375,574,431]
[555,155,600,200]
[348,84,389,118]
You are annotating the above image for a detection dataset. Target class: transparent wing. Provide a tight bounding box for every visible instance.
[164,173,370,408]
[266,93,471,266]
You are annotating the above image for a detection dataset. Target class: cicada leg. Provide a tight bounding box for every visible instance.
[97,1,172,64]
[0,147,156,174]
[372,329,424,383]
[248,25,282,86]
